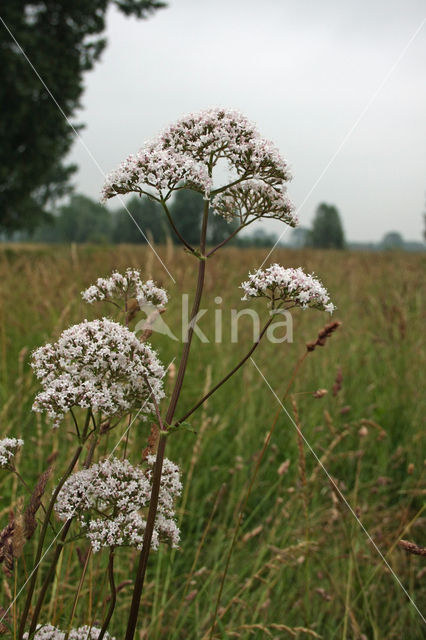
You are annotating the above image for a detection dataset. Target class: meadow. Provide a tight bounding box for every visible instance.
[0,244,425,639]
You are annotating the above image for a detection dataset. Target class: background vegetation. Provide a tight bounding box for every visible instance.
[0,244,424,638]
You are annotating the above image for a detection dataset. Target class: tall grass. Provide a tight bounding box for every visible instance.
[0,244,425,638]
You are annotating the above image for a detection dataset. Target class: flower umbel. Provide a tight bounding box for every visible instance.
[0,437,24,468]
[212,179,297,226]
[159,108,291,187]
[101,108,294,232]
[31,318,165,427]
[55,457,182,552]
[23,624,115,640]
[81,268,168,310]
[241,264,335,313]
[101,141,213,202]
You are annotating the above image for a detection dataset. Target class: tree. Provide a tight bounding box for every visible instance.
[309,203,345,249]
[113,196,168,243]
[381,231,404,250]
[423,194,426,243]
[168,190,238,247]
[0,0,165,235]
[34,194,112,243]
[288,226,310,248]
[236,228,278,248]
[168,190,203,246]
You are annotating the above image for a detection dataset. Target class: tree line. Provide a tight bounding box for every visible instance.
[29,190,279,247]
[11,195,421,250]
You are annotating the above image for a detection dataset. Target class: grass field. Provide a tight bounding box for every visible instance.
[0,244,425,639]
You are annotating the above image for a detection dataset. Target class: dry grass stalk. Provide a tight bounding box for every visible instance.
[46,450,59,466]
[398,539,426,557]
[0,503,25,579]
[309,429,349,483]
[323,409,335,435]
[227,623,321,638]
[0,607,10,634]
[241,524,263,543]
[138,308,166,342]
[306,320,341,352]
[125,297,140,323]
[277,459,290,475]
[76,546,91,570]
[291,396,308,524]
[183,365,212,495]
[312,388,328,399]
[141,422,160,461]
[0,518,14,578]
[23,466,52,539]
[12,511,25,560]
[2,577,12,601]
[332,367,343,396]
[268,540,319,561]
[359,419,386,440]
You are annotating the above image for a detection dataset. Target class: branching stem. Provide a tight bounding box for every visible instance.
[125,200,210,640]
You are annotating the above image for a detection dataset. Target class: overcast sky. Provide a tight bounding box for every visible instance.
[68,0,426,242]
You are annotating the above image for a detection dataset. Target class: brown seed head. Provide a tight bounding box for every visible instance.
[306,321,341,352]
[313,388,328,399]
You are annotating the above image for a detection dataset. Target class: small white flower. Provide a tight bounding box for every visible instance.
[241,264,335,313]
[0,437,24,468]
[31,318,165,427]
[55,457,182,552]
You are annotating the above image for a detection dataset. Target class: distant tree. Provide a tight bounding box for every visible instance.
[0,0,165,235]
[288,226,310,248]
[381,231,404,250]
[33,195,112,243]
[168,190,203,246]
[309,203,345,249]
[423,195,426,242]
[113,196,168,243]
[236,228,278,248]
[207,210,239,246]
[168,190,238,247]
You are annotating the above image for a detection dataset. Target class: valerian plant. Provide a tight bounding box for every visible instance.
[1,108,335,639]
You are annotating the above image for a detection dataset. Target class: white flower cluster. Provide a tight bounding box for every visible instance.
[101,142,212,202]
[101,108,293,228]
[23,624,115,640]
[212,179,297,227]
[81,268,168,310]
[0,437,24,467]
[160,108,290,186]
[241,264,335,313]
[55,456,182,552]
[31,319,164,427]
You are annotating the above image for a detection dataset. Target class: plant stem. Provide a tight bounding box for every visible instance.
[161,200,196,254]
[206,222,248,257]
[125,200,210,640]
[21,410,92,638]
[27,521,73,636]
[98,548,116,640]
[174,316,274,428]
